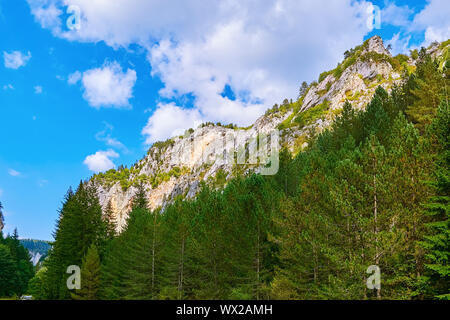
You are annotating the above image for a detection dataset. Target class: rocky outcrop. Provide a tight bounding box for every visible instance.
[91,36,449,232]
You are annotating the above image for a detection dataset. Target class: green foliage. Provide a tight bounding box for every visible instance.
[294,100,330,128]
[152,139,175,151]
[208,168,228,189]
[0,244,16,297]
[277,98,303,130]
[20,239,51,263]
[36,40,450,301]
[404,48,449,132]
[93,163,190,191]
[298,81,309,99]
[41,183,106,299]
[150,167,190,189]
[71,245,101,300]
[319,71,332,83]
[27,267,48,299]
[93,168,132,190]
[0,228,35,297]
[419,102,450,299]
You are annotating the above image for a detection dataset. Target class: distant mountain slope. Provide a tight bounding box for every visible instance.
[20,239,52,266]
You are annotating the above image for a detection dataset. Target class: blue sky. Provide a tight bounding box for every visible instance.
[0,0,448,240]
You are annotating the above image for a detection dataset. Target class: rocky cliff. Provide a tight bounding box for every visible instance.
[90,36,449,232]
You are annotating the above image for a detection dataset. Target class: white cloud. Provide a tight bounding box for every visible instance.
[34,85,43,94]
[27,0,62,31]
[386,33,412,56]
[3,84,14,90]
[3,50,32,69]
[142,103,203,144]
[81,61,137,108]
[83,150,119,172]
[67,71,81,85]
[28,0,386,142]
[411,0,450,45]
[95,122,129,152]
[381,2,414,27]
[8,169,21,177]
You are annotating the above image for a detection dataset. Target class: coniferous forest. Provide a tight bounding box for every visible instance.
[2,48,449,300]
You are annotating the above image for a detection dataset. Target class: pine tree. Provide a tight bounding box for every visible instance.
[72,245,101,300]
[27,267,49,300]
[298,81,309,99]
[420,102,450,299]
[42,183,104,299]
[406,49,448,132]
[103,200,117,241]
[101,186,163,300]
[132,183,148,210]
[159,198,194,299]
[0,244,16,297]
[4,228,34,295]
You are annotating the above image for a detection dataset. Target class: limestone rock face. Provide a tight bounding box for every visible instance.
[91,36,448,232]
[93,112,290,232]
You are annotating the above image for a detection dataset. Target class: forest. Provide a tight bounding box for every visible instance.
[0,209,35,299]
[5,48,448,300]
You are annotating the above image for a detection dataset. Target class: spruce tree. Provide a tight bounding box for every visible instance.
[420,102,450,299]
[406,49,448,132]
[103,200,117,240]
[4,228,34,295]
[42,183,104,299]
[0,244,16,297]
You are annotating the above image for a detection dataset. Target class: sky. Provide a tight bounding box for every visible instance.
[0,0,449,241]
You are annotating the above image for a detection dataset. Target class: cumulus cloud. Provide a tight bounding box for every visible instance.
[80,61,137,108]
[83,150,119,172]
[27,0,62,31]
[381,1,414,27]
[3,51,32,69]
[142,103,204,144]
[411,0,450,45]
[386,33,412,56]
[8,169,21,177]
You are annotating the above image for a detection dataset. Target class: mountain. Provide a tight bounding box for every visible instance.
[20,239,52,266]
[90,36,449,232]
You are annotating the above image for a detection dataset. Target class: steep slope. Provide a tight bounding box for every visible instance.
[90,36,449,231]
[20,239,51,266]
